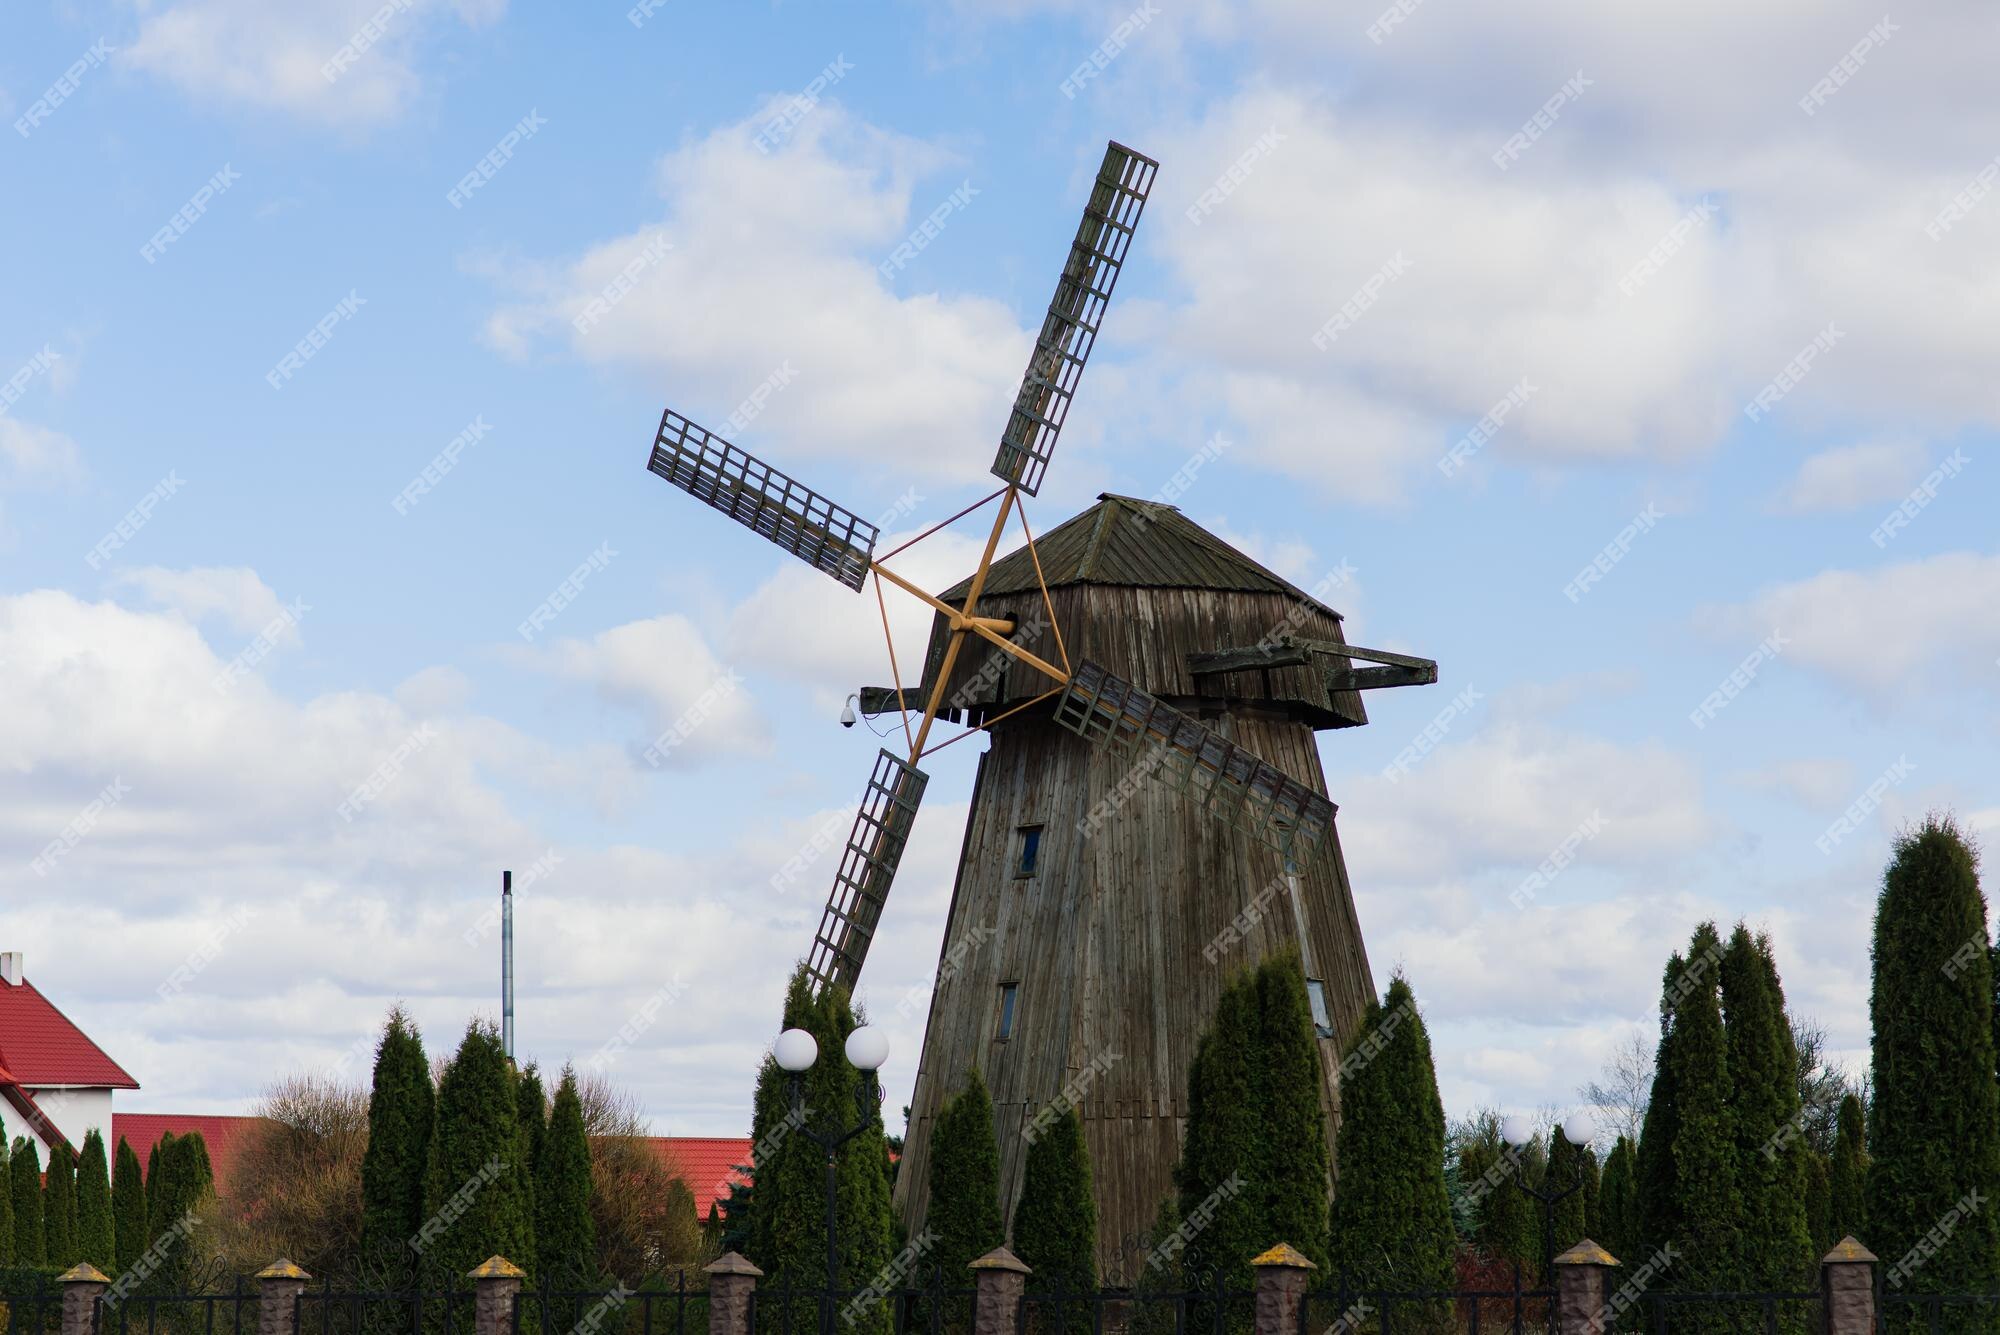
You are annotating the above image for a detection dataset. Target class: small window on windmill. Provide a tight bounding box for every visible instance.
[1014,825,1044,878]
[998,982,1019,1039]
[1306,979,1334,1039]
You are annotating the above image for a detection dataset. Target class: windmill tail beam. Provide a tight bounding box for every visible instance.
[1188,637,1438,691]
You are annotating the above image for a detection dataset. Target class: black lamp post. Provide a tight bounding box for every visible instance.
[774,1024,891,1303]
[1501,1111,1597,1284]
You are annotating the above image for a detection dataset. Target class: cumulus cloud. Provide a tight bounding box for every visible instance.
[0,419,83,486]
[1701,552,2000,697]
[108,565,298,641]
[1779,439,1929,512]
[482,103,1029,482]
[122,0,505,126]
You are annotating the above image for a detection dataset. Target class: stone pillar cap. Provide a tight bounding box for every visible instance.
[705,1252,765,1278]
[58,1263,113,1284]
[1823,1237,1878,1264]
[1251,1243,1318,1270]
[467,1256,527,1280]
[1555,1241,1620,1267]
[970,1246,1032,1274]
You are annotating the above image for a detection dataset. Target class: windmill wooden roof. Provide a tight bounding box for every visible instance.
[941,493,1346,620]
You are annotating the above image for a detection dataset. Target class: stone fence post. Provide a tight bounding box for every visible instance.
[1251,1243,1315,1335]
[970,1247,1031,1335]
[469,1256,526,1335]
[1822,1237,1878,1335]
[1553,1241,1618,1335]
[256,1260,311,1335]
[57,1263,110,1335]
[705,1252,764,1335]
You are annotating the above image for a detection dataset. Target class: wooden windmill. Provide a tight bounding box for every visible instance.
[641,141,1438,1282]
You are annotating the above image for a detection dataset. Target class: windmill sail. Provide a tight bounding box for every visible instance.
[804,749,931,996]
[990,141,1159,497]
[648,408,878,591]
[1054,658,1336,852]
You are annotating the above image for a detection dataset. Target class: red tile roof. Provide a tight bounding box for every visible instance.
[112,1114,268,1195]
[647,1137,752,1218]
[0,978,138,1089]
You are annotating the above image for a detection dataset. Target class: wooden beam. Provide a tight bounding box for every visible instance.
[907,489,1015,756]
[1326,663,1438,691]
[1187,644,1313,675]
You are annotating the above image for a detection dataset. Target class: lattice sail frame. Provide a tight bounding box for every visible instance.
[649,409,878,591]
[804,749,931,997]
[990,142,1159,497]
[1053,659,1337,853]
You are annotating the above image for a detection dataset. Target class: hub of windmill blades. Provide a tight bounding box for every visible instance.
[640,139,1370,998]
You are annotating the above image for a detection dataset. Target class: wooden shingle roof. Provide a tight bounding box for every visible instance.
[941,493,1343,619]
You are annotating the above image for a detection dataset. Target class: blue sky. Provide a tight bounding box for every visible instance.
[2,0,1996,1136]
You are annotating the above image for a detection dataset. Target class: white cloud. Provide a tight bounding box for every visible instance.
[525,614,769,766]
[1779,439,1928,512]
[122,0,504,126]
[1733,758,1857,811]
[108,565,295,640]
[481,103,1030,481]
[1703,552,2000,696]
[0,419,82,486]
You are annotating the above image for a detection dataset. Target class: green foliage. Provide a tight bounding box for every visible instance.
[0,1138,12,1267]
[1174,950,1334,1304]
[1548,1132,1587,1257]
[515,1062,545,1280]
[142,1132,214,1294]
[112,1135,146,1271]
[1669,923,1739,1297]
[420,1020,533,1293]
[112,1138,147,1274]
[1867,816,2000,1296]
[1635,955,1684,1264]
[1804,1151,1832,1259]
[11,1141,44,1266]
[745,967,893,1335]
[1579,1143,1601,1245]
[1326,975,1455,1294]
[1720,925,1813,1291]
[1828,1094,1867,1245]
[41,1148,76,1268]
[928,1069,1004,1283]
[1011,1106,1096,1324]
[360,1006,435,1288]
[536,1067,596,1287]
[1457,1124,1535,1275]
[1597,1137,1638,1262]
[75,1132,114,1271]
[144,1134,171,1242]
[1174,970,1268,1295]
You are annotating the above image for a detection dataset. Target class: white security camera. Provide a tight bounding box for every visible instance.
[840,693,858,729]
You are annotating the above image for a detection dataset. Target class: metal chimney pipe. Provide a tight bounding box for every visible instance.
[502,870,515,1061]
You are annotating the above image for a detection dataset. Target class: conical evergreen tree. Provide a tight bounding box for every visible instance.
[515,1062,544,1281]
[1548,1132,1587,1256]
[420,1021,533,1293]
[1671,924,1740,1305]
[43,1145,77,1266]
[360,1006,434,1288]
[1579,1143,1601,1243]
[1597,1136,1638,1262]
[927,1069,1004,1286]
[145,1132,173,1242]
[1828,1094,1867,1244]
[1011,1105,1096,1330]
[1462,1129,1536,1274]
[1255,955,1331,1270]
[1868,816,2000,1296]
[1327,975,1455,1293]
[536,1067,595,1287]
[76,1131,114,1271]
[1174,970,1265,1294]
[1721,926,1813,1290]
[150,1132,214,1294]
[12,1139,44,1264]
[1635,954,1684,1265]
[113,1137,147,1273]
[745,967,893,1335]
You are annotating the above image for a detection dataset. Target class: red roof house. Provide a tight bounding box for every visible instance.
[647,1136,752,1218]
[0,952,137,1157]
[111,1113,268,1195]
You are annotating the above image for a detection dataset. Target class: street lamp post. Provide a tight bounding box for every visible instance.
[1501,1111,1597,1284]
[774,1025,891,1309]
